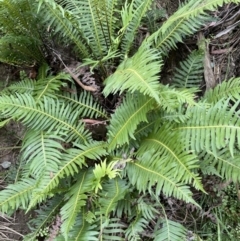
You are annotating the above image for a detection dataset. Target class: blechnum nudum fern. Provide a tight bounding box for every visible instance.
[0,0,240,240]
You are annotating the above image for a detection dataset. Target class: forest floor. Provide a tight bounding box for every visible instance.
[0,1,240,240]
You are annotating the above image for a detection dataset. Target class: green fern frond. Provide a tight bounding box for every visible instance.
[30,142,107,206]
[103,0,119,47]
[25,195,64,241]
[0,94,91,143]
[39,1,90,58]
[120,0,153,57]
[143,8,167,34]
[46,0,117,59]
[0,35,45,66]
[172,50,204,88]
[33,72,70,101]
[152,195,187,241]
[204,77,240,103]
[0,0,40,36]
[98,178,128,217]
[160,0,240,33]
[114,192,132,218]
[56,212,98,241]
[158,84,197,112]
[126,151,198,205]
[103,45,162,103]
[0,178,36,212]
[137,197,159,221]
[37,63,51,80]
[61,171,94,238]
[157,108,191,124]
[176,99,240,157]
[145,14,208,55]
[125,214,148,241]
[0,0,45,65]
[137,124,204,191]
[21,130,64,178]
[200,149,240,183]
[100,217,125,241]
[64,0,111,58]
[1,78,35,95]
[132,112,162,146]
[154,219,187,241]
[107,93,155,151]
[57,88,108,119]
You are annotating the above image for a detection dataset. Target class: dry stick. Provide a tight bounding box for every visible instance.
[54,53,97,92]
[198,32,216,90]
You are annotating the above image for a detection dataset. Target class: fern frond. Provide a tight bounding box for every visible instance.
[21,130,64,178]
[25,195,64,241]
[176,99,240,157]
[0,0,45,66]
[64,0,109,58]
[152,195,187,241]
[0,35,45,65]
[46,0,118,59]
[158,84,197,112]
[103,45,162,103]
[57,88,108,119]
[120,0,153,57]
[37,63,51,79]
[157,108,191,124]
[107,93,155,151]
[160,0,240,33]
[172,50,204,88]
[0,78,35,95]
[0,94,91,143]
[200,149,240,183]
[145,14,208,55]
[125,214,148,241]
[137,197,159,221]
[132,112,162,147]
[100,217,125,241]
[114,192,132,218]
[137,124,204,191]
[61,171,94,238]
[126,151,198,205]
[0,0,40,36]
[39,1,90,58]
[0,178,36,212]
[143,8,167,33]
[204,77,240,103]
[56,211,98,241]
[98,178,128,217]
[154,219,187,241]
[33,72,70,101]
[0,0,45,65]
[30,142,107,206]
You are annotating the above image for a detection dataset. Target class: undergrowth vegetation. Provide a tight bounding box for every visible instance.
[0,0,240,240]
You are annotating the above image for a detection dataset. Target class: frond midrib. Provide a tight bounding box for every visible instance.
[56,93,108,119]
[109,98,153,147]
[174,125,240,130]
[133,162,195,203]
[43,143,105,193]
[2,101,87,143]
[143,137,202,190]
[105,179,119,216]
[65,172,87,233]
[155,18,185,49]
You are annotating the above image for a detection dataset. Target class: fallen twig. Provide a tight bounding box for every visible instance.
[54,52,97,92]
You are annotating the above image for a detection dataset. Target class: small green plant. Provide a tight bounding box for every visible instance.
[0,0,240,240]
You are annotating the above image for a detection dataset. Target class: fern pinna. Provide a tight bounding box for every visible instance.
[0,0,240,240]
